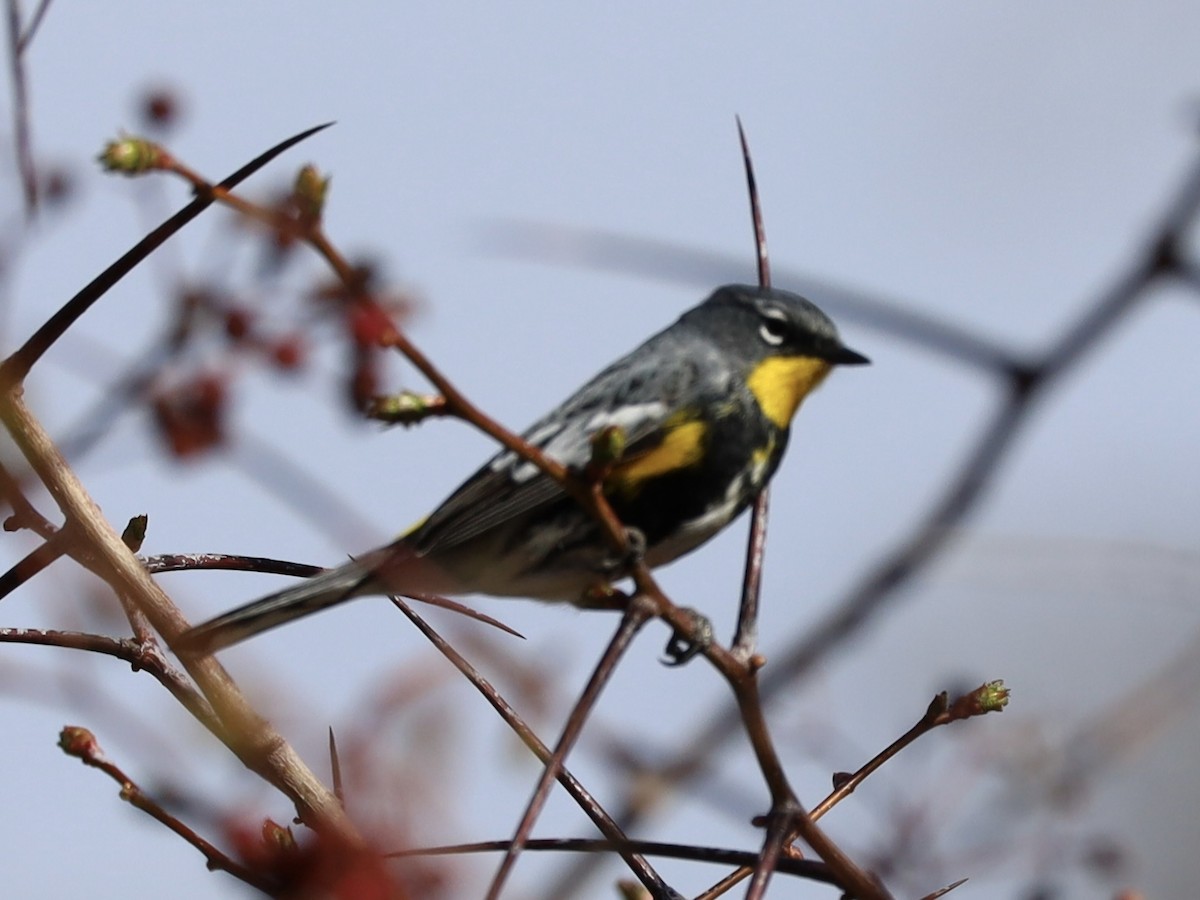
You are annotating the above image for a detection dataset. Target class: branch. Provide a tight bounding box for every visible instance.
[58,726,275,892]
[391,596,678,898]
[0,627,219,730]
[391,837,839,887]
[0,123,331,384]
[5,0,38,215]
[0,347,356,843]
[484,597,657,900]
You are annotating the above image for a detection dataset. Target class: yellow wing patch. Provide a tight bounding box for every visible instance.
[607,419,707,496]
[747,356,832,428]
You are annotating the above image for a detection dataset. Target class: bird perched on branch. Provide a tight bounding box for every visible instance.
[179,284,868,654]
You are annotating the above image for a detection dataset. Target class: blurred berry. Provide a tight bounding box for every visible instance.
[224,308,253,341]
[348,302,396,348]
[39,166,76,208]
[152,374,226,458]
[139,86,184,131]
[271,337,306,371]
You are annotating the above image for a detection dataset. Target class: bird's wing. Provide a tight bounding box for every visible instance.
[411,402,672,554]
[412,348,711,555]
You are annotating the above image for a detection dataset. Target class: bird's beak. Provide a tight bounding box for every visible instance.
[830,344,871,366]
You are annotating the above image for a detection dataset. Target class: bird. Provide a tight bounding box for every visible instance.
[178,284,868,654]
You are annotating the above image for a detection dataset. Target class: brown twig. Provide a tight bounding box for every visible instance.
[402,592,525,639]
[146,551,523,637]
[5,0,38,216]
[0,627,219,730]
[144,552,325,579]
[390,596,679,899]
[0,123,331,385]
[58,725,274,892]
[0,530,65,600]
[737,116,770,290]
[744,805,798,900]
[0,457,56,538]
[733,490,769,663]
[812,682,1009,820]
[696,683,1008,899]
[484,595,658,900]
[14,0,50,52]
[391,837,839,887]
[919,878,970,899]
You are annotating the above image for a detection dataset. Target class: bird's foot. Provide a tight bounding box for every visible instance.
[662,607,714,666]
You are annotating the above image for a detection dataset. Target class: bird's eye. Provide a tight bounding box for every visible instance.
[758,312,788,346]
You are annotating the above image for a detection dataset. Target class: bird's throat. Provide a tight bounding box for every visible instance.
[747,356,832,427]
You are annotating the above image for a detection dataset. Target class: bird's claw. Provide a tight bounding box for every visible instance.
[662,607,714,666]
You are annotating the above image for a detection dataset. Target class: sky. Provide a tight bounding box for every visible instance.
[2,3,1200,898]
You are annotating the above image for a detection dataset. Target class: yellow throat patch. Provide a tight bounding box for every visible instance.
[747,356,832,427]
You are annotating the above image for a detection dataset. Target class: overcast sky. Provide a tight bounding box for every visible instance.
[3,4,1199,898]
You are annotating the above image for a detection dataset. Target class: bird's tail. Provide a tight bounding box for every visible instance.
[177,556,381,655]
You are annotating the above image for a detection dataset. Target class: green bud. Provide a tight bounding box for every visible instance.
[367,390,446,426]
[589,425,627,467]
[976,679,1010,713]
[946,679,1010,721]
[293,164,330,220]
[97,135,165,175]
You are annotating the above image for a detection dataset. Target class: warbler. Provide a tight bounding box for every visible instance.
[180,284,868,653]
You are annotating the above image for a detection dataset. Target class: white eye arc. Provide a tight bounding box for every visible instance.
[758,310,789,346]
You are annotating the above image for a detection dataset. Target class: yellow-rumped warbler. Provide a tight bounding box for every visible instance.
[180,284,867,653]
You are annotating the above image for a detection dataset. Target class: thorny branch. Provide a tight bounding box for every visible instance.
[391,596,682,899]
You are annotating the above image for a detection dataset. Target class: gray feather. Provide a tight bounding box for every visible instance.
[177,559,375,654]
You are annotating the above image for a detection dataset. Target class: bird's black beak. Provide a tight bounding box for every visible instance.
[830,344,871,366]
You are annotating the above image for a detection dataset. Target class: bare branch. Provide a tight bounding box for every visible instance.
[0,123,331,384]
[485,596,657,900]
[5,0,38,215]
[0,627,219,730]
[58,725,274,892]
[391,596,678,898]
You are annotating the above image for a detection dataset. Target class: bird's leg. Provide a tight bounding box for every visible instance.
[591,525,647,580]
[576,526,647,610]
[621,525,647,565]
